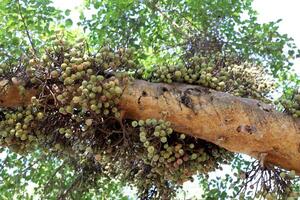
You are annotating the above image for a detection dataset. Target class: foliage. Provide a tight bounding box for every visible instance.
[0,0,64,61]
[0,36,233,199]
[279,86,300,117]
[0,147,127,199]
[82,0,299,78]
[199,155,300,199]
[0,0,299,199]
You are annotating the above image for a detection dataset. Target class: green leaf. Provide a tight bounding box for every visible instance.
[65,9,71,16]
[65,19,73,27]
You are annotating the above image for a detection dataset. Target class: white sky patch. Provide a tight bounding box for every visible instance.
[52,0,83,26]
[52,0,82,12]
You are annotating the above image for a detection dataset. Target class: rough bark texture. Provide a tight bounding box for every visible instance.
[1,79,300,173]
[120,80,300,173]
[0,80,37,107]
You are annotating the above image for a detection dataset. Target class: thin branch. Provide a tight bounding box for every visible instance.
[17,0,37,56]
[44,162,65,189]
[57,174,83,200]
[147,4,189,39]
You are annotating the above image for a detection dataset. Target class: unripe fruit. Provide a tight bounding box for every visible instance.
[160,137,167,143]
[72,96,81,104]
[140,136,146,143]
[114,86,122,95]
[139,131,147,138]
[90,104,98,111]
[138,120,144,126]
[131,121,138,127]
[59,128,65,134]
[154,131,160,137]
[280,172,286,178]
[174,71,182,77]
[36,112,44,120]
[147,146,155,153]
[50,70,59,78]
[176,159,183,165]
[61,63,68,69]
[103,109,109,115]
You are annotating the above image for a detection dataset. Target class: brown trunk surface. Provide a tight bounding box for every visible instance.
[1,79,300,172]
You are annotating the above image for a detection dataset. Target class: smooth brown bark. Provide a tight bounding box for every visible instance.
[1,79,300,173]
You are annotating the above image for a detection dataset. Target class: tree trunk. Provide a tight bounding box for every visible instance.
[1,79,300,173]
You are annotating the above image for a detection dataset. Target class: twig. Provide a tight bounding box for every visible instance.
[147,4,189,39]
[17,0,37,56]
[43,161,65,194]
[57,174,83,200]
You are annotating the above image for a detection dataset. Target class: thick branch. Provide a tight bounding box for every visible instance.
[0,79,300,173]
[120,80,300,173]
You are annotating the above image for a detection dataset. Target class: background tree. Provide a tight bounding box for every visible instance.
[0,0,299,199]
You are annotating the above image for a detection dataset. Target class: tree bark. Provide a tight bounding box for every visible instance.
[1,79,300,173]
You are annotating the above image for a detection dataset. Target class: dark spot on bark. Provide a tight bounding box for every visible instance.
[236,125,257,134]
[272,146,279,152]
[138,88,150,103]
[225,118,233,124]
[210,96,214,101]
[180,94,193,109]
[142,91,147,96]
[186,87,210,95]
[161,87,168,92]
[198,87,210,94]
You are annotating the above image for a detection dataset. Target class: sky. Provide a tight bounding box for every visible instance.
[50,0,300,198]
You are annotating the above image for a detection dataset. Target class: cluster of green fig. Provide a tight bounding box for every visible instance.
[0,105,40,153]
[280,87,300,118]
[0,35,140,152]
[57,62,123,120]
[145,53,274,102]
[0,34,289,199]
[0,37,225,199]
[0,104,56,154]
[127,118,233,198]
